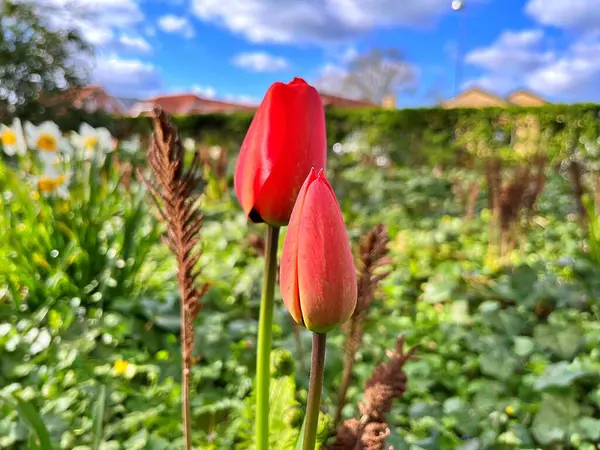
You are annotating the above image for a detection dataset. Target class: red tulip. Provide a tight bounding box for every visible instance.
[279,168,357,333]
[234,77,327,227]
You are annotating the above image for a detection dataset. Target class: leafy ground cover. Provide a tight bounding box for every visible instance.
[1,122,599,449]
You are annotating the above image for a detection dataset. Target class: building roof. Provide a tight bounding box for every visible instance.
[506,89,548,106]
[59,85,380,117]
[442,87,549,109]
[130,93,257,116]
[442,87,508,109]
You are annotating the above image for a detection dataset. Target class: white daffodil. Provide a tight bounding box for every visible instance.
[34,165,71,199]
[73,123,115,160]
[0,118,27,156]
[25,121,69,167]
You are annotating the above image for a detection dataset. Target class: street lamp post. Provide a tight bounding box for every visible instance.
[452,0,466,96]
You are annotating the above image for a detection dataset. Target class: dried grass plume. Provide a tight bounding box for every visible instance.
[137,107,209,449]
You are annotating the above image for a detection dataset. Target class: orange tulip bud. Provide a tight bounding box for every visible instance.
[280,168,357,333]
[234,78,327,227]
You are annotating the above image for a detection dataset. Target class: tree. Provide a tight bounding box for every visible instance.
[0,0,91,119]
[316,48,416,105]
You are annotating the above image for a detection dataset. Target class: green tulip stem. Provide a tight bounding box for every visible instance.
[303,332,327,450]
[256,225,280,450]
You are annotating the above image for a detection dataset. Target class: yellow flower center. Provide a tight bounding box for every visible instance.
[505,406,515,416]
[1,129,17,146]
[37,134,57,152]
[38,175,65,193]
[114,359,129,375]
[84,136,98,149]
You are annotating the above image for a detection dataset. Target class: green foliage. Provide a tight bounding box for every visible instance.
[30,103,600,171]
[1,394,55,450]
[0,156,169,311]
[2,116,600,449]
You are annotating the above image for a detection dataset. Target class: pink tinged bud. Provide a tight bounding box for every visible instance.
[234,77,327,227]
[280,168,357,333]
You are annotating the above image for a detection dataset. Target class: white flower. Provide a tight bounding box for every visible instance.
[34,165,71,199]
[209,145,222,160]
[73,123,114,160]
[24,121,70,167]
[183,138,196,152]
[119,135,141,154]
[0,118,27,156]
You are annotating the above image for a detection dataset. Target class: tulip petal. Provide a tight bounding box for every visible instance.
[233,98,274,220]
[234,78,326,226]
[296,173,357,333]
[279,168,319,326]
[253,86,326,226]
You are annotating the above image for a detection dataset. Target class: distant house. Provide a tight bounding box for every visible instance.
[442,87,548,109]
[59,85,382,117]
[506,90,548,107]
[64,85,129,116]
[129,94,257,117]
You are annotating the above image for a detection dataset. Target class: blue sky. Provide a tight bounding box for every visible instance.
[47,0,600,106]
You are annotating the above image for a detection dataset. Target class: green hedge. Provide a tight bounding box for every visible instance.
[30,103,600,165]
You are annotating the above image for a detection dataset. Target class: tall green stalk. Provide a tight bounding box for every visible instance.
[255,225,280,449]
[303,333,327,450]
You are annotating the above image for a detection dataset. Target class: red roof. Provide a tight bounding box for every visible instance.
[138,94,257,115]
[61,85,378,117]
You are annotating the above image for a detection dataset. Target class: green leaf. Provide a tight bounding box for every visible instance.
[295,416,306,450]
[513,336,535,357]
[421,275,457,303]
[534,324,582,360]
[124,429,149,450]
[533,361,592,391]
[482,310,526,336]
[479,338,518,381]
[576,417,600,440]
[91,385,106,450]
[532,393,580,445]
[1,395,54,450]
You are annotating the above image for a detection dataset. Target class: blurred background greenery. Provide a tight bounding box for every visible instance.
[1,106,600,449]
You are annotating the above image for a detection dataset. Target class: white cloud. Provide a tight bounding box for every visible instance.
[465,29,553,73]
[314,63,357,96]
[119,35,152,53]
[232,52,289,72]
[191,0,452,44]
[30,0,144,32]
[24,0,150,55]
[341,46,359,63]
[526,0,600,31]
[462,75,519,94]
[157,14,195,38]
[79,24,114,46]
[93,55,162,97]
[223,93,260,105]
[525,36,600,97]
[464,30,600,101]
[191,84,217,98]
